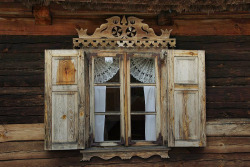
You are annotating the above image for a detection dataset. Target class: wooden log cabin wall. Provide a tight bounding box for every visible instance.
[0,1,249,166]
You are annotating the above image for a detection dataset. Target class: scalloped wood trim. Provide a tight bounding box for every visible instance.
[74,16,176,48]
[80,146,170,161]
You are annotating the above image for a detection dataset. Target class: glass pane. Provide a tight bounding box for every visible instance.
[94,86,120,113]
[106,87,120,112]
[94,115,120,142]
[131,86,156,113]
[130,57,155,83]
[94,57,119,83]
[131,115,156,141]
[131,115,145,140]
[131,87,145,112]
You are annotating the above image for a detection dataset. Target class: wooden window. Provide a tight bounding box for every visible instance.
[44,49,206,159]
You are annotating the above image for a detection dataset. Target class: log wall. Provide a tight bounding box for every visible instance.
[0,11,249,167]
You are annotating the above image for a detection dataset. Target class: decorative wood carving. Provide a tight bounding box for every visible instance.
[80,147,170,161]
[73,16,176,48]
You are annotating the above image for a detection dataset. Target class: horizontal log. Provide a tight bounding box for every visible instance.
[0,123,44,142]
[206,119,250,137]
[0,119,249,142]
[1,86,248,108]
[1,74,249,87]
[1,108,248,124]
[0,137,248,156]
[0,94,44,106]
[206,86,250,102]
[0,75,44,87]
[0,14,249,36]
[0,87,43,95]
[206,108,249,118]
[0,153,249,167]
[206,77,250,86]
[0,116,44,124]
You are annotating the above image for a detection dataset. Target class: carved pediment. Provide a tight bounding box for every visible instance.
[73,16,176,48]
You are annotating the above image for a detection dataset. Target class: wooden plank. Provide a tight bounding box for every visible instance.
[0,124,44,142]
[207,119,250,137]
[0,16,249,36]
[0,153,249,167]
[0,94,44,106]
[0,136,248,161]
[0,87,43,95]
[2,120,248,142]
[206,86,250,102]
[167,50,206,147]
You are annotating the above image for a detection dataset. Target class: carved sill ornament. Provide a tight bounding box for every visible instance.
[73,16,176,48]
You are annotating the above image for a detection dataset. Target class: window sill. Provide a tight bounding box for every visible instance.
[80,146,170,161]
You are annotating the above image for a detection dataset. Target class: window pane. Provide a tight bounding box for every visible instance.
[131,115,145,140]
[95,86,120,113]
[94,57,119,83]
[131,87,145,112]
[131,115,156,141]
[106,87,120,112]
[94,115,120,142]
[130,57,155,83]
[131,86,156,113]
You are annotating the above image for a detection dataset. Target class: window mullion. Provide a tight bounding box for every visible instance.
[124,53,130,146]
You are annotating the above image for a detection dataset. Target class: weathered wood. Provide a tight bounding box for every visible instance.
[45,49,86,150]
[0,153,249,167]
[1,119,249,142]
[206,119,250,137]
[167,50,206,147]
[0,124,44,142]
[33,6,51,25]
[0,36,249,125]
[0,16,249,35]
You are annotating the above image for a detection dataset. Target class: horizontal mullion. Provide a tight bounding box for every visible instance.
[94,112,120,115]
[52,85,78,91]
[174,84,199,90]
[130,83,156,87]
[92,141,121,147]
[130,141,158,146]
[94,83,120,86]
[131,112,156,115]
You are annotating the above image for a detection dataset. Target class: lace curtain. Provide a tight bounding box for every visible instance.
[94,57,155,83]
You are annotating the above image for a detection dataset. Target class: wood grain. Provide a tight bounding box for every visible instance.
[0,14,249,35]
[1,119,249,143]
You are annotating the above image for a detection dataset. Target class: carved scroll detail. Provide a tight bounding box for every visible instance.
[73,16,176,48]
[81,150,170,161]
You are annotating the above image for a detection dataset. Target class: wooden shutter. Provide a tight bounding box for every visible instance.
[167,50,206,147]
[45,50,86,150]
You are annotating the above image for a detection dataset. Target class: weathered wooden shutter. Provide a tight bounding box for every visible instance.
[45,50,86,150]
[166,50,206,147]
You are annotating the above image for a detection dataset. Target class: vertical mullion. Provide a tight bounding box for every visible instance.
[90,56,95,142]
[120,55,125,144]
[127,54,131,145]
[155,55,161,141]
[124,53,129,146]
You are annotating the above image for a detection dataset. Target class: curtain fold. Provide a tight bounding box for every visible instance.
[144,86,156,141]
[94,86,106,142]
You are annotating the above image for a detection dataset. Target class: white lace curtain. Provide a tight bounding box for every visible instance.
[94,57,155,83]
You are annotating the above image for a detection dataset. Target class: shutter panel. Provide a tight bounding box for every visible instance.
[45,50,86,150]
[167,50,206,147]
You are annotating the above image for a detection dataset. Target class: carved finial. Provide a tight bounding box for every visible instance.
[121,16,127,25]
[160,29,172,38]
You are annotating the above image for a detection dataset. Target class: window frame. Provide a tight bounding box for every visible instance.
[88,49,163,147]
